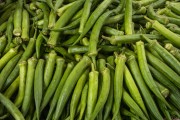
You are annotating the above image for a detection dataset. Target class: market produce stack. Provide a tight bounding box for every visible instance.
[0,0,180,120]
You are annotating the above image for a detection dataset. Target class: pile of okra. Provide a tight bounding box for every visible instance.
[0,0,180,120]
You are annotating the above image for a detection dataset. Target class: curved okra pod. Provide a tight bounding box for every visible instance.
[21,57,37,116]
[3,76,20,99]
[47,0,84,46]
[4,37,36,90]
[142,35,180,75]
[88,10,114,58]
[0,93,25,120]
[0,47,18,71]
[34,59,45,120]
[148,64,180,98]
[70,69,89,120]
[50,17,80,31]
[73,0,114,45]
[127,55,163,120]
[122,90,148,120]
[79,0,94,33]
[41,57,65,111]
[0,51,23,91]
[136,41,171,109]
[112,53,126,120]
[14,61,27,108]
[53,56,91,120]
[146,51,180,89]
[124,66,149,119]
[46,62,74,120]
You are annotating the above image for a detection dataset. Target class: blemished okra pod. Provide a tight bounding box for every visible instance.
[41,57,65,111]
[77,83,88,120]
[0,47,18,71]
[14,61,27,108]
[122,90,148,120]
[21,57,37,116]
[136,41,171,109]
[124,0,133,35]
[47,0,84,46]
[34,59,45,120]
[46,62,74,120]
[44,50,57,89]
[112,54,126,120]
[4,36,36,90]
[142,35,180,75]
[86,64,99,120]
[124,66,149,118]
[70,69,89,120]
[89,67,110,120]
[79,0,94,33]
[53,56,91,120]
[21,9,30,41]
[146,51,180,89]
[127,55,163,120]
[73,0,113,45]
[0,51,23,91]
[0,93,25,120]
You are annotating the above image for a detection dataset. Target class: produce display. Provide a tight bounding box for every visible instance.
[0,0,180,120]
